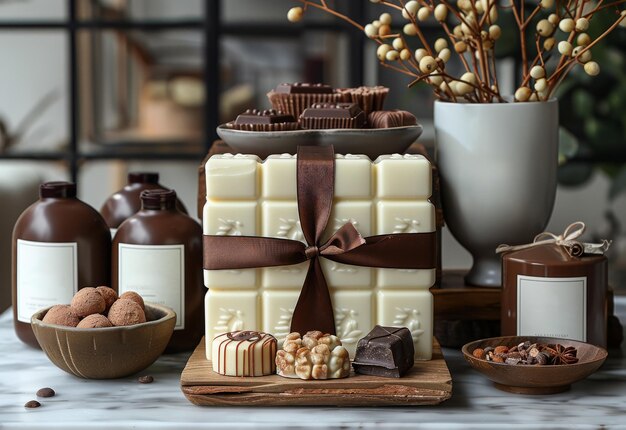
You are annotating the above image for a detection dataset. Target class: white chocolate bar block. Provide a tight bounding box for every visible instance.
[204,153,436,360]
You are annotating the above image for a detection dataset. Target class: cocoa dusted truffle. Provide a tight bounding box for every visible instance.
[42,305,80,327]
[108,299,146,326]
[77,314,113,328]
[95,286,117,311]
[119,291,145,311]
[71,287,106,318]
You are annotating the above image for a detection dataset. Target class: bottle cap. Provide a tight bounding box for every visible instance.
[40,181,77,198]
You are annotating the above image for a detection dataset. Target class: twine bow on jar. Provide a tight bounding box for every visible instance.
[495,221,612,257]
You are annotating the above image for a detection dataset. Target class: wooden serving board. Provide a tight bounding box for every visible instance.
[180,338,452,407]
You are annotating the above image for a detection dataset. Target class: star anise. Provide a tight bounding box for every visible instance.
[542,344,579,365]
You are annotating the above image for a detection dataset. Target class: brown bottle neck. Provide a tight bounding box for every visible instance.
[128,172,159,184]
[140,189,178,211]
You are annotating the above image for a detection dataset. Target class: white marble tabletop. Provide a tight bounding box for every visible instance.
[1,299,625,430]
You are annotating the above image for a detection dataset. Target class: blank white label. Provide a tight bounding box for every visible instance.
[118,243,185,330]
[517,275,587,341]
[17,240,78,323]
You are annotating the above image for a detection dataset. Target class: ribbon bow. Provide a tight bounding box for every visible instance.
[496,221,611,257]
[204,146,437,335]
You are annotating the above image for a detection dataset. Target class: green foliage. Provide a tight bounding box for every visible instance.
[556,10,626,196]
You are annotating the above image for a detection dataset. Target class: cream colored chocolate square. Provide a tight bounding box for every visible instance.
[323,201,373,241]
[334,154,371,198]
[375,154,431,199]
[261,201,308,288]
[205,154,260,199]
[320,260,371,288]
[377,290,433,360]
[261,289,299,346]
[332,289,373,356]
[262,154,297,199]
[205,290,259,358]
[376,200,435,289]
[203,201,258,289]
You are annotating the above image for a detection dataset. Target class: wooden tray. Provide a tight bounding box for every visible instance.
[180,337,452,407]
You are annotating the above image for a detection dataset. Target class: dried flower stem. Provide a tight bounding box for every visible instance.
[293,0,364,30]
[548,11,625,97]
[287,0,626,103]
[511,0,529,77]
[441,22,473,73]
[585,0,626,17]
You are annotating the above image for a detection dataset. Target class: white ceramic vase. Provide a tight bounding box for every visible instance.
[434,99,559,287]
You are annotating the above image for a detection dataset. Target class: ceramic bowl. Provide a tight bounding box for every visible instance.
[31,303,176,379]
[216,124,423,159]
[462,336,607,394]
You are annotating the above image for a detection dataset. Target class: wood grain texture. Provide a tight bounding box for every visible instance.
[180,337,452,407]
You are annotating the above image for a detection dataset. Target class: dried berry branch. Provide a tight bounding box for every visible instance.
[287,0,626,103]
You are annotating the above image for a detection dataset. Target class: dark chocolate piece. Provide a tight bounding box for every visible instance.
[301,103,361,119]
[368,110,417,128]
[138,375,154,384]
[234,109,295,125]
[300,102,366,129]
[352,326,414,378]
[36,388,55,398]
[274,82,333,94]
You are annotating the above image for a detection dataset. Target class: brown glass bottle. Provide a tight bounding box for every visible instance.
[12,182,111,348]
[100,172,188,235]
[112,189,203,352]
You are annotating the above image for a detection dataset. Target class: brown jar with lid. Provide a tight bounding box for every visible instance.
[112,189,203,352]
[501,244,607,347]
[100,172,188,236]
[12,181,111,348]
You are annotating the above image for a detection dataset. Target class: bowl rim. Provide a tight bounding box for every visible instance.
[216,123,423,135]
[30,302,176,332]
[461,335,608,368]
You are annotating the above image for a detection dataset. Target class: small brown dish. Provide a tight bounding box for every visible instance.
[31,304,175,379]
[462,336,607,394]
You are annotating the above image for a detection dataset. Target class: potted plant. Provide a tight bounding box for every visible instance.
[286,0,626,286]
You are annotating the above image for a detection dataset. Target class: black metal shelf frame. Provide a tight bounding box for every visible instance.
[0,0,366,182]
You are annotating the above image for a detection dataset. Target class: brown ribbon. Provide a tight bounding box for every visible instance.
[203,145,437,335]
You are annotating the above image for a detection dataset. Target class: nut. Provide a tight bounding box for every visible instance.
[24,400,41,409]
[275,331,350,380]
[138,375,154,384]
[472,348,485,359]
[36,388,55,398]
[494,346,509,355]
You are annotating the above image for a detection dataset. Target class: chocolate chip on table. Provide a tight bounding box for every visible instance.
[36,387,55,398]
[138,375,154,384]
[24,400,41,409]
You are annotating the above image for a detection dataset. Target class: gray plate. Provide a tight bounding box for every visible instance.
[216,124,423,159]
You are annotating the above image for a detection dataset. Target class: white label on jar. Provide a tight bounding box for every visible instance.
[17,240,78,323]
[517,275,587,341]
[118,243,185,330]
